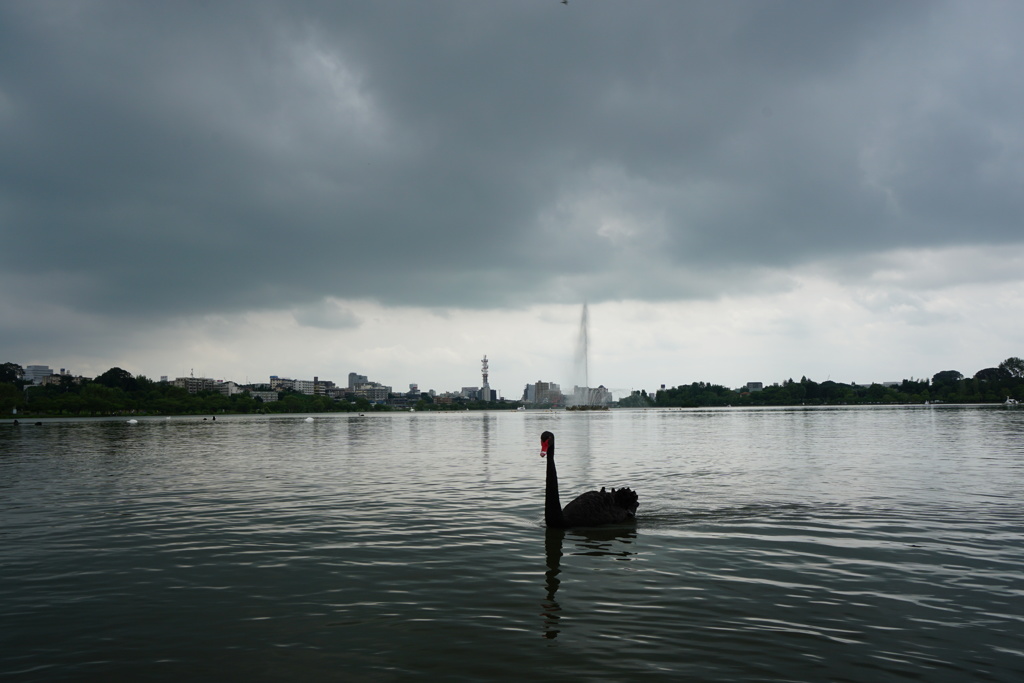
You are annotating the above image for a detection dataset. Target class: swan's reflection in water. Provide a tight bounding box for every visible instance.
[542,526,637,640]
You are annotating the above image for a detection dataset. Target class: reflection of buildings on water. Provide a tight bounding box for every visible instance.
[541,527,637,640]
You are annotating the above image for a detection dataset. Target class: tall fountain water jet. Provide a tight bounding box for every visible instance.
[568,303,608,408]
[574,303,590,392]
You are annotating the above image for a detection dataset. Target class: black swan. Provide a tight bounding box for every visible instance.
[540,431,639,528]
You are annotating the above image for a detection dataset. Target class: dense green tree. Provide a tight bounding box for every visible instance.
[932,370,964,386]
[800,377,822,401]
[930,371,960,401]
[1,362,24,385]
[900,378,930,402]
[999,357,1024,378]
[94,367,140,392]
[0,382,24,414]
[974,367,1003,381]
[787,379,807,401]
[80,383,120,414]
[865,383,892,402]
[619,390,654,408]
[656,382,738,407]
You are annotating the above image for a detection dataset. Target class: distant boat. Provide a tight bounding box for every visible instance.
[1005,397,1020,407]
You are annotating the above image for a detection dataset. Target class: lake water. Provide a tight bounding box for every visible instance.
[2,406,1023,681]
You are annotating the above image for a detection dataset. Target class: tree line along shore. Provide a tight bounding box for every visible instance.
[3,358,1023,418]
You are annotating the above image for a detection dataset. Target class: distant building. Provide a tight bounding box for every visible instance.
[352,383,390,403]
[40,370,85,387]
[269,376,336,395]
[270,376,295,391]
[523,381,563,405]
[174,376,216,394]
[746,382,763,392]
[342,372,391,403]
[249,390,279,403]
[214,381,242,396]
[24,365,53,385]
[293,379,316,395]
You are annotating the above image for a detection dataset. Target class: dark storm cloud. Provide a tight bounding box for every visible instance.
[2,1,1022,321]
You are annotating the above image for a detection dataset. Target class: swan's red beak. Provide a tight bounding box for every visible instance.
[540,438,550,457]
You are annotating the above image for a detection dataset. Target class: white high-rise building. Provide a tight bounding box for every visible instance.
[24,365,54,385]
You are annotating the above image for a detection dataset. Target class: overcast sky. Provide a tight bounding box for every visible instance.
[3,0,1023,397]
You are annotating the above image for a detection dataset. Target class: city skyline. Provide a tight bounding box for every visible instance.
[14,350,1015,405]
[12,359,597,402]
[3,3,1023,394]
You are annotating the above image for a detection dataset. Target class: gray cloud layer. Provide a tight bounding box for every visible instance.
[3,1,1022,323]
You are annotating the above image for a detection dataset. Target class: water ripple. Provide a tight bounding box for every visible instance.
[2,410,1024,681]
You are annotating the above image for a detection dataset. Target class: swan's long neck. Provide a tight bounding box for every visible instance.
[545,442,566,528]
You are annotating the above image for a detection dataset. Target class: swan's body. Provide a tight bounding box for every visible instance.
[540,431,638,528]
